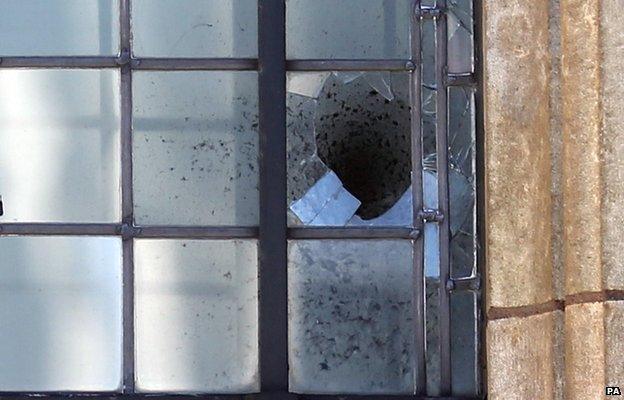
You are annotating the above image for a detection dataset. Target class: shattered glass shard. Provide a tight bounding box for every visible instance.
[348,188,412,226]
[289,171,361,226]
[363,72,394,101]
[333,71,364,85]
[287,72,331,99]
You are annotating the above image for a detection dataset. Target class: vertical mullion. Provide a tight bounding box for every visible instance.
[258,0,289,397]
[435,0,452,395]
[120,0,134,393]
[410,1,426,395]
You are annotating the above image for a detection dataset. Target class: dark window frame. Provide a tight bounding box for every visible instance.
[0,0,483,398]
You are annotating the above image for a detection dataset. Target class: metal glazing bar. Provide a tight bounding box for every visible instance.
[258,0,290,396]
[418,7,445,19]
[0,57,257,70]
[445,73,477,87]
[286,59,413,71]
[120,7,133,233]
[0,223,120,236]
[410,0,427,395]
[136,226,258,239]
[0,56,119,68]
[434,0,452,394]
[0,223,422,240]
[133,58,258,71]
[0,223,259,239]
[119,0,134,393]
[288,227,419,240]
[0,223,257,240]
[0,57,418,72]
[446,74,476,86]
[446,275,481,292]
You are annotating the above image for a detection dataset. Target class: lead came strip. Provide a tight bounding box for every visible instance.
[434,0,453,394]
[411,0,427,395]
[120,0,135,393]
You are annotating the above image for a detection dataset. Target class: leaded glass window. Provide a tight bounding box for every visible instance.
[0,1,481,398]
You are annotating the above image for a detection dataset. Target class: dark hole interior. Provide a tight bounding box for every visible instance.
[314,74,412,220]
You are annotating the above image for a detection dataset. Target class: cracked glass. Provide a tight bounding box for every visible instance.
[420,16,442,396]
[286,71,412,227]
[0,0,479,396]
[448,86,478,397]
[449,87,476,279]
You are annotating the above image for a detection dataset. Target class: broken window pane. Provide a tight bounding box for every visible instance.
[0,236,122,391]
[448,87,476,278]
[420,16,442,396]
[133,71,258,226]
[0,69,120,223]
[134,239,259,393]
[288,240,418,394]
[132,0,257,58]
[287,72,412,227]
[447,0,474,74]
[421,17,438,161]
[0,0,119,56]
[286,0,412,59]
[421,16,477,392]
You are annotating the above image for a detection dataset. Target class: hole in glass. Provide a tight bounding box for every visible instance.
[287,72,412,226]
[314,74,411,220]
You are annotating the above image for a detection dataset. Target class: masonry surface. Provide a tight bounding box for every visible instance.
[484,0,624,398]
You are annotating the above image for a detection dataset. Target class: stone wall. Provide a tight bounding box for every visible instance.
[483,0,624,398]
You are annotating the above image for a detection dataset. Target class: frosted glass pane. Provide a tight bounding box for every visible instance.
[0,69,121,223]
[0,0,119,56]
[287,0,411,59]
[132,0,257,58]
[135,239,259,393]
[133,72,258,226]
[451,292,479,396]
[0,236,122,391]
[288,240,417,394]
